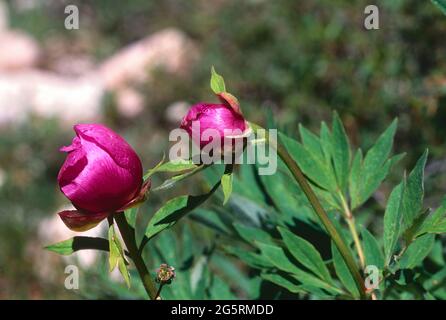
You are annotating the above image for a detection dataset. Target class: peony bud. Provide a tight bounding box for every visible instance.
[180,93,249,150]
[57,124,146,231]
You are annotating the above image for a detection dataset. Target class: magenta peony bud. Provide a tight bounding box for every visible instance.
[57,124,145,231]
[180,96,248,149]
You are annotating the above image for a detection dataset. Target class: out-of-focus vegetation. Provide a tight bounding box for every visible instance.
[1,0,446,299]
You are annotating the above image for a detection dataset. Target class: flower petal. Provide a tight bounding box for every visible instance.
[59,138,141,213]
[217,92,242,115]
[58,210,109,232]
[74,124,142,175]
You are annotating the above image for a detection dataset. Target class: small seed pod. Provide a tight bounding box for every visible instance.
[155,264,176,284]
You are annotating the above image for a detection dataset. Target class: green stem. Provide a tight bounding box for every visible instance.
[339,193,366,269]
[114,213,158,300]
[251,123,367,299]
[155,283,164,300]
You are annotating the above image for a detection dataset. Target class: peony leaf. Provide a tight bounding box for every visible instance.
[108,225,120,272]
[350,120,400,209]
[143,155,166,180]
[417,198,446,236]
[234,223,274,245]
[221,165,233,205]
[153,164,207,191]
[399,234,435,269]
[331,112,351,193]
[278,227,332,283]
[432,0,446,15]
[383,182,405,265]
[361,226,384,270]
[145,182,220,240]
[156,160,197,173]
[331,241,360,298]
[257,242,340,295]
[45,236,110,256]
[210,66,226,94]
[108,225,131,287]
[401,150,428,231]
[261,273,305,294]
[118,257,131,288]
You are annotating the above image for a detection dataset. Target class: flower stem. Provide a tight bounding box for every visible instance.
[114,213,158,300]
[250,123,367,299]
[339,193,366,269]
[155,283,164,300]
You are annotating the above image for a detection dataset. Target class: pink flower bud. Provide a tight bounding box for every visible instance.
[57,124,144,230]
[180,102,247,148]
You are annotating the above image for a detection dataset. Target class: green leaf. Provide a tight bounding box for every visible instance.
[426,219,446,233]
[331,242,360,298]
[143,155,166,180]
[418,197,446,235]
[153,164,206,191]
[118,257,131,288]
[210,66,226,94]
[45,236,110,255]
[108,226,121,272]
[432,0,446,15]
[157,160,197,173]
[362,120,397,179]
[108,225,131,287]
[401,150,428,231]
[261,273,304,294]
[145,183,220,240]
[319,122,333,165]
[221,172,233,205]
[257,242,340,294]
[399,234,435,269]
[234,223,273,244]
[360,227,384,270]
[349,149,363,208]
[279,132,337,191]
[331,112,350,192]
[278,227,332,283]
[298,124,325,163]
[350,120,400,209]
[224,246,273,268]
[125,207,138,228]
[384,183,405,265]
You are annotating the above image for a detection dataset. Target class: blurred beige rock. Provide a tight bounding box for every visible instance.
[0,27,198,126]
[165,101,190,124]
[0,30,40,70]
[31,206,122,283]
[99,28,198,90]
[116,87,145,118]
[0,71,104,125]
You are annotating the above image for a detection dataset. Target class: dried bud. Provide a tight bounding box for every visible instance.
[156,264,176,284]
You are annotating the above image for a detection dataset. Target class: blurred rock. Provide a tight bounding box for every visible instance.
[0,27,198,126]
[99,28,198,90]
[50,54,96,77]
[37,207,107,268]
[0,30,40,70]
[31,206,122,283]
[165,101,189,124]
[0,71,104,126]
[116,87,145,118]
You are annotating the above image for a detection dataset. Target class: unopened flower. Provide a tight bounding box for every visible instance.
[57,124,148,231]
[180,92,250,150]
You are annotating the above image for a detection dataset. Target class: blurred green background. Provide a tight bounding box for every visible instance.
[0,0,445,299]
